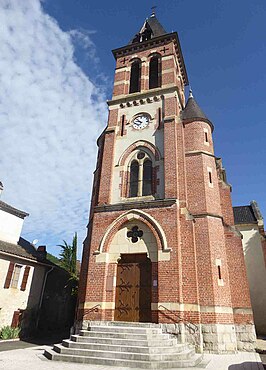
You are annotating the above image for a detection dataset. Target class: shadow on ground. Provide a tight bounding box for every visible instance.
[229,361,265,370]
[0,331,69,352]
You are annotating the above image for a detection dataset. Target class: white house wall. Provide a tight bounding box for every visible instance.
[0,254,46,328]
[0,210,24,244]
[237,224,266,335]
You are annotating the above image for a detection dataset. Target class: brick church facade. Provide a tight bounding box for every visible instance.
[77,14,256,352]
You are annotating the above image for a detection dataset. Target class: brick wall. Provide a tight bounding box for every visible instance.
[78,34,254,332]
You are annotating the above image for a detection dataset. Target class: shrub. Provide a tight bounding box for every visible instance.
[0,326,20,340]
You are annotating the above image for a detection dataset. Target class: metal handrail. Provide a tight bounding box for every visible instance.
[158,304,198,333]
[83,304,101,317]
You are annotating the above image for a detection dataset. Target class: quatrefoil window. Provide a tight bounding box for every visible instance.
[127,226,143,243]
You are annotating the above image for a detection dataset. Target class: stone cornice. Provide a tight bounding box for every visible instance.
[107,85,180,107]
[185,150,215,158]
[192,212,223,221]
[94,198,177,213]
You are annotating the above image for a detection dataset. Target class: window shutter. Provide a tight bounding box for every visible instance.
[4,262,15,289]
[20,266,30,291]
[11,310,20,328]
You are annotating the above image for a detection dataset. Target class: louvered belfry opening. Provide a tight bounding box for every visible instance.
[129,60,141,93]
[149,55,161,89]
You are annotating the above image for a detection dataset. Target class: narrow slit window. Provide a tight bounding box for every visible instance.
[205,131,208,142]
[209,171,212,184]
[129,61,141,93]
[218,265,222,280]
[121,115,125,136]
[158,107,161,129]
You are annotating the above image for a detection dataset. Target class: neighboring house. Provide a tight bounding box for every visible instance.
[0,182,51,332]
[0,182,77,336]
[234,201,266,336]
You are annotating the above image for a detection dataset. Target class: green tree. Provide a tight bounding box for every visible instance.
[58,232,78,295]
[58,232,77,275]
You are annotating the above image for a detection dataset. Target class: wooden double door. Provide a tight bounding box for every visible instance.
[114,254,152,322]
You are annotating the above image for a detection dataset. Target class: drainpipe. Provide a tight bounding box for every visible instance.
[36,264,54,330]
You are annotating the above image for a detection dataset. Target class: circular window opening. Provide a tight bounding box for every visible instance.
[137,152,145,160]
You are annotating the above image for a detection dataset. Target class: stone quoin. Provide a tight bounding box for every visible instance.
[77,13,256,353]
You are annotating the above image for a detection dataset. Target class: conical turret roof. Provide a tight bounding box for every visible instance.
[182,90,213,130]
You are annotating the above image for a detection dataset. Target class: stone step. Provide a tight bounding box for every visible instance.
[62,339,189,354]
[80,329,169,340]
[87,325,162,334]
[89,321,161,328]
[44,349,203,369]
[71,334,178,347]
[54,343,195,361]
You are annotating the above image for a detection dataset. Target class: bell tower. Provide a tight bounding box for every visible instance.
[77,13,256,353]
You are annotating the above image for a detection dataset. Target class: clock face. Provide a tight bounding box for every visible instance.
[132,114,149,130]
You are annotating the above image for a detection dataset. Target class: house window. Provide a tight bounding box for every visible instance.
[4,263,30,290]
[129,60,141,93]
[149,55,161,89]
[128,151,153,197]
[11,265,22,288]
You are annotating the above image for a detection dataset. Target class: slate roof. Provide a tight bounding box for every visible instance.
[182,93,209,122]
[0,200,29,219]
[0,237,52,264]
[233,206,257,225]
[129,15,167,44]
[144,15,167,37]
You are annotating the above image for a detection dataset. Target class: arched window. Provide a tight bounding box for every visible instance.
[149,55,161,89]
[129,61,141,93]
[128,151,153,198]
[142,159,152,196]
[129,160,139,197]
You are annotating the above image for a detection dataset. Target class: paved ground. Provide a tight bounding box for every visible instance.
[0,342,264,370]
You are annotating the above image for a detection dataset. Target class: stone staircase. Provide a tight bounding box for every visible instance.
[44,321,207,368]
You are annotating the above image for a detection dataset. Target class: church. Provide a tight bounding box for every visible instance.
[76,13,256,353]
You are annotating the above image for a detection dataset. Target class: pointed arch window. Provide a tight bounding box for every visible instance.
[149,55,161,89]
[129,160,139,197]
[129,60,141,93]
[143,159,152,196]
[128,151,153,198]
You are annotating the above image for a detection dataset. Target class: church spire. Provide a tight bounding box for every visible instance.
[129,13,167,44]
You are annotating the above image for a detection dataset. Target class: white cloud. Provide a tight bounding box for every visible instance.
[0,0,107,257]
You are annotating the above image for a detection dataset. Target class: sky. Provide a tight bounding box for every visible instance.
[0,0,265,258]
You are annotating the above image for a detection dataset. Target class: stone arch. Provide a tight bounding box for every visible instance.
[118,140,161,166]
[97,209,170,256]
[147,51,162,59]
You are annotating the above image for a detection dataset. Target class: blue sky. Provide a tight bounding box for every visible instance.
[0,1,265,257]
